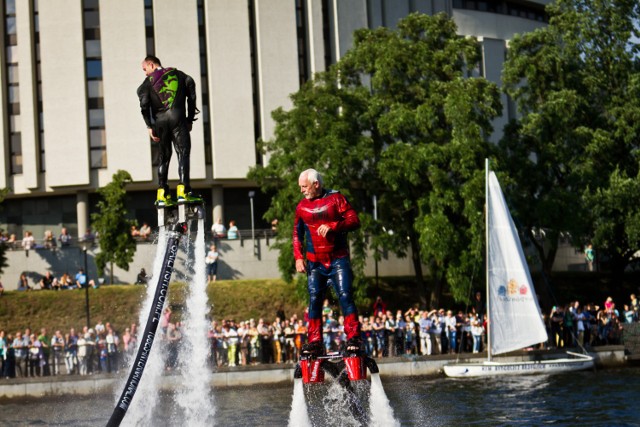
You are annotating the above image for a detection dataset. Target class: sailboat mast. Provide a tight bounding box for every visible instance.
[485,158,492,362]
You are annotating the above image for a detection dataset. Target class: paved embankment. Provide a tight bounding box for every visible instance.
[0,346,629,399]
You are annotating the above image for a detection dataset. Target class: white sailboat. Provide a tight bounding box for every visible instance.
[444,161,594,377]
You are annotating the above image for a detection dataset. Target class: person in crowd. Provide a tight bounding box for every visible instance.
[139,222,152,241]
[445,310,458,354]
[205,244,219,282]
[0,330,7,378]
[57,272,73,290]
[17,273,30,291]
[76,333,88,376]
[429,310,443,355]
[227,220,239,240]
[0,280,4,297]
[293,168,362,357]
[65,328,78,375]
[58,227,72,247]
[631,294,639,322]
[361,317,374,357]
[105,326,119,373]
[75,268,87,289]
[138,55,201,206]
[419,310,432,355]
[50,330,65,375]
[135,268,149,285]
[385,310,397,357]
[121,327,135,356]
[130,225,141,238]
[373,296,387,318]
[28,333,43,377]
[12,331,27,378]
[39,272,55,290]
[37,328,51,376]
[470,313,484,353]
[211,218,227,239]
[222,322,238,367]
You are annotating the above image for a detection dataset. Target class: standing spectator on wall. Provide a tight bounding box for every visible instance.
[43,230,56,250]
[58,227,72,247]
[205,244,219,282]
[82,228,96,246]
[22,231,35,256]
[585,244,595,271]
[6,233,17,250]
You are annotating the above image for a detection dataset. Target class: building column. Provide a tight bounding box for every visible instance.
[77,191,88,239]
[211,185,224,224]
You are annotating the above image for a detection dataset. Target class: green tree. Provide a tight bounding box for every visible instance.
[250,13,501,307]
[91,170,137,283]
[500,0,640,278]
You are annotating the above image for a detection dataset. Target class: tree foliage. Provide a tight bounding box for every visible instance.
[91,170,137,279]
[499,0,640,277]
[250,13,501,307]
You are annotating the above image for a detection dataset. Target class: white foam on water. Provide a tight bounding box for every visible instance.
[176,219,216,425]
[321,381,362,427]
[288,378,312,427]
[369,373,400,427]
[121,228,170,426]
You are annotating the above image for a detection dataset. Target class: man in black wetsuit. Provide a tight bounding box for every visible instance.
[137,55,201,206]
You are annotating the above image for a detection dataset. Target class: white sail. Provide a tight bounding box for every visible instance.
[488,171,548,355]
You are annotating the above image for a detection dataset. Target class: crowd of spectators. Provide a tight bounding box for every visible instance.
[1,293,638,379]
[14,268,97,292]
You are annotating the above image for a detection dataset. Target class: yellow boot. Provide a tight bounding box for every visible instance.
[177,184,186,202]
[156,188,174,207]
[155,188,166,207]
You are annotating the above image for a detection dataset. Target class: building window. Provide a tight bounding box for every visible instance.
[197,0,212,166]
[34,0,45,172]
[4,0,22,174]
[248,0,262,165]
[295,0,310,85]
[84,0,106,169]
[452,0,547,22]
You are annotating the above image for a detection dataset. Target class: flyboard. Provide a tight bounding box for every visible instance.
[106,199,204,427]
[294,347,379,424]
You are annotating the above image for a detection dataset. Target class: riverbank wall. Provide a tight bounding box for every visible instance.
[0,346,629,400]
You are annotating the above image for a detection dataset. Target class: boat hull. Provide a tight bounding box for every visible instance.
[443,354,595,378]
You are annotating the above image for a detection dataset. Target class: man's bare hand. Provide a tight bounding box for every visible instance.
[295,259,306,273]
[148,128,160,142]
[317,224,331,237]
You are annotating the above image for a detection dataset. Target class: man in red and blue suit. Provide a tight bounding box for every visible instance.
[293,168,362,357]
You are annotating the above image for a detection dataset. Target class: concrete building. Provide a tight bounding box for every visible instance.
[0,0,549,242]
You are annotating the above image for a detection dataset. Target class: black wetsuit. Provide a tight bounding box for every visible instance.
[137,67,198,193]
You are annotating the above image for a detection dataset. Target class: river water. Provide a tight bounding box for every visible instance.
[2,366,639,426]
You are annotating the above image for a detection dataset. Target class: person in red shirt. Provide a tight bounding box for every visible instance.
[293,168,362,357]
